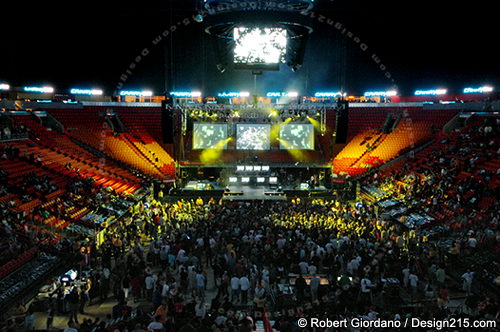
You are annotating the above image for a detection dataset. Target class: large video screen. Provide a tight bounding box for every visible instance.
[279,124,314,150]
[193,123,228,149]
[234,27,287,65]
[236,124,271,150]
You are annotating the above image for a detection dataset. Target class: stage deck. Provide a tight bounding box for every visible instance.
[181,181,328,200]
[222,186,287,201]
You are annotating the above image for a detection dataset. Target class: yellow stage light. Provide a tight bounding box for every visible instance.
[267,108,279,118]
[199,138,231,164]
[306,116,321,130]
[271,123,280,141]
[279,138,305,161]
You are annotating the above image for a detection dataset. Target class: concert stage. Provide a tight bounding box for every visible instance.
[180,181,329,200]
[222,186,287,201]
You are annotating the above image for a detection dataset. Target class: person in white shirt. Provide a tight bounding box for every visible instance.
[176,248,186,261]
[239,276,250,304]
[196,237,204,247]
[209,237,216,248]
[145,274,154,300]
[214,310,227,327]
[461,270,474,294]
[147,316,164,332]
[261,267,270,286]
[468,237,477,248]
[161,282,170,301]
[347,258,360,275]
[308,264,317,275]
[298,261,309,275]
[196,272,206,299]
[276,236,286,249]
[409,273,419,296]
[360,277,374,304]
[230,275,240,303]
[360,277,373,294]
[194,300,206,320]
[315,246,325,257]
[187,269,197,295]
[402,267,410,288]
[310,276,321,302]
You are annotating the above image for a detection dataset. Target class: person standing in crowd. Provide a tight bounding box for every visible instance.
[194,299,206,320]
[100,267,111,303]
[67,288,80,324]
[145,273,154,301]
[130,274,142,303]
[24,307,35,331]
[409,271,419,296]
[46,300,55,331]
[78,288,87,315]
[230,274,240,304]
[122,275,130,301]
[161,280,170,303]
[462,269,474,295]
[360,275,374,304]
[295,274,307,301]
[239,274,250,304]
[435,265,446,289]
[253,282,266,309]
[195,270,206,299]
[310,275,320,302]
[164,313,175,332]
[402,266,410,288]
[154,303,168,325]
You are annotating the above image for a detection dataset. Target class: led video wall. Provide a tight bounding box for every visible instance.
[236,124,271,150]
[192,123,228,149]
[279,123,314,150]
[234,27,287,65]
[193,122,314,151]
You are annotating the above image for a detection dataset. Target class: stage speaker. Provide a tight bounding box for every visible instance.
[383,113,400,134]
[162,98,174,144]
[335,100,349,144]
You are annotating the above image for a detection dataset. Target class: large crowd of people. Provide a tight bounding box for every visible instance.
[40,190,497,331]
[0,117,498,332]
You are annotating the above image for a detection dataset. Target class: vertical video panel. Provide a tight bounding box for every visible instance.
[192,123,228,149]
[279,123,314,150]
[236,124,271,150]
